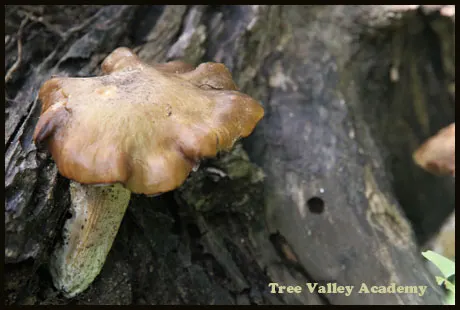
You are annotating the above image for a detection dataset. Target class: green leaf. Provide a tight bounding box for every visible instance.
[435,276,446,286]
[444,290,455,305]
[422,250,455,278]
[444,280,455,293]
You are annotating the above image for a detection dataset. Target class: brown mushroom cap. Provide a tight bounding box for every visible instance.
[413,123,455,176]
[33,47,264,194]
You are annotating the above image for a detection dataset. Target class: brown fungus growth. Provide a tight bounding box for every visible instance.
[33,47,264,297]
[413,123,455,177]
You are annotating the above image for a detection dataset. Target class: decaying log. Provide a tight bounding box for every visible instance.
[5,5,454,305]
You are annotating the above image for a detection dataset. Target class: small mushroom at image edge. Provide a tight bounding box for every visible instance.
[33,47,264,298]
[413,123,455,177]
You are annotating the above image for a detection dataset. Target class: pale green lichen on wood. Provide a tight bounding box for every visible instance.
[218,144,265,182]
[178,143,264,216]
[364,164,413,249]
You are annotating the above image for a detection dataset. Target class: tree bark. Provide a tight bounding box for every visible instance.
[5,5,454,305]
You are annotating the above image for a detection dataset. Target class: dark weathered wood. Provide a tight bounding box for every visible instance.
[4,5,454,305]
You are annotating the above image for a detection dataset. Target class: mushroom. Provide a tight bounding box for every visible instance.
[413,123,455,176]
[33,47,264,297]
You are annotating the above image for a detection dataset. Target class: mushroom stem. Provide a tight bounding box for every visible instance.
[49,181,131,298]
